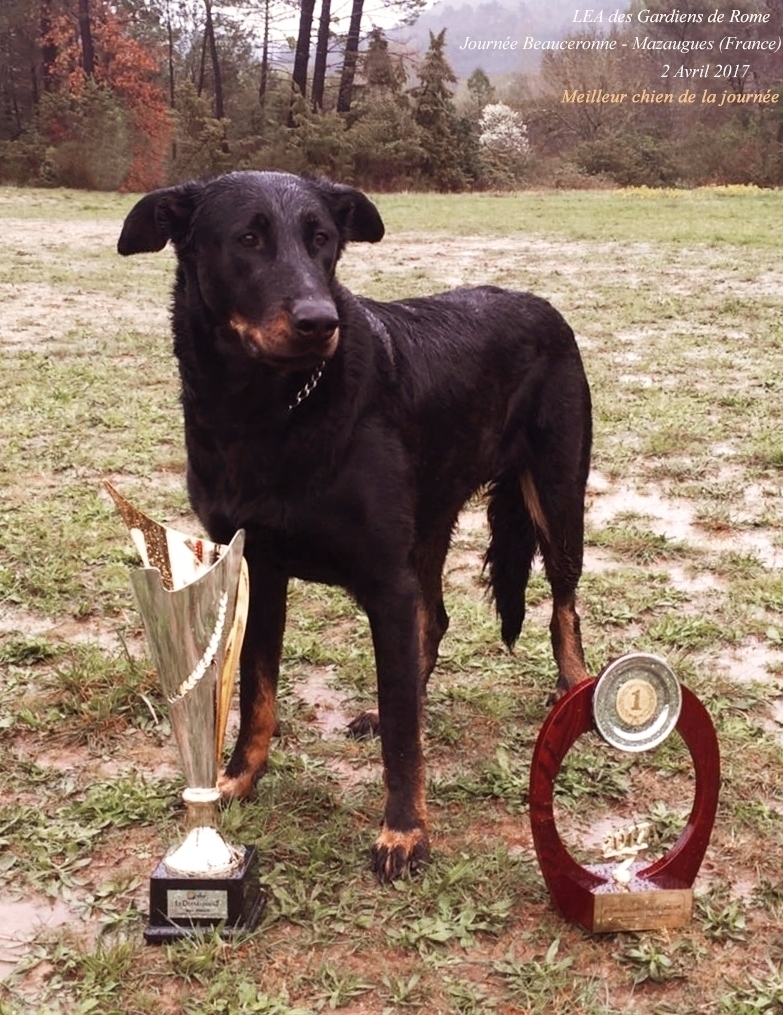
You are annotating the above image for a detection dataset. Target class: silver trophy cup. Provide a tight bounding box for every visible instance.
[107,484,264,941]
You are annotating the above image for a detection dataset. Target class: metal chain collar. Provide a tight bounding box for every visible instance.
[288,360,326,412]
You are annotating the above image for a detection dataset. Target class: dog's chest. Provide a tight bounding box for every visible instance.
[193,434,317,515]
[186,414,411,589]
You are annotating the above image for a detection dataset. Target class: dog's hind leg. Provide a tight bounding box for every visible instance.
[523,399,591,699]
[488,465,588,698]
[526,469,589,698]
[489,359,591,699]
[219,556,288,799]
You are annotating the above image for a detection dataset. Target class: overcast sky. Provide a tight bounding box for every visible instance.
[264,0,441,40]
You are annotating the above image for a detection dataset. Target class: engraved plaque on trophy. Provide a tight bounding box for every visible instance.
[529,653,720,933]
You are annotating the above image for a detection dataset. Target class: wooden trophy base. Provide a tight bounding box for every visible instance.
[529,679,719,934]
[583,863,692,933]
[144,845,265,943]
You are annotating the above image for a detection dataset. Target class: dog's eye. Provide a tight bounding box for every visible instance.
[238,232,261,248]
[312,231,330,249]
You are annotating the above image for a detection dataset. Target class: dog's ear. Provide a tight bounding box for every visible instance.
[118,183,202,255]
[309,178,385,244]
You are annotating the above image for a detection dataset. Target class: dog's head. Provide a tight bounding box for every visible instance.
[118,171,384,371]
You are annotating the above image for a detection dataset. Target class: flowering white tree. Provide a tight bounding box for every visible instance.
[478,102,529,185]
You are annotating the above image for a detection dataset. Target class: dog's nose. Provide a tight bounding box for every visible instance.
[291,299,339,343]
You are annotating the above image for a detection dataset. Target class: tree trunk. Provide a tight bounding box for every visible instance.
[197,18,207,95]
[40,0,57,94]
[78,0,95,78]
[289,0,315,125]
[336,0,363,114]
[258,0,270,107]
[165,0,175,109]
[311,0,331,111]
[7,71,22,134]
[205,0,224,119]
[30,63,39,109]
[165,0,176,160]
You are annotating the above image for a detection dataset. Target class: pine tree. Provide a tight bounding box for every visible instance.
[466,67,494,116]
[411,29,472,190]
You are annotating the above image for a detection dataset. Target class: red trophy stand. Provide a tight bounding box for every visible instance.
[529,660,720,933]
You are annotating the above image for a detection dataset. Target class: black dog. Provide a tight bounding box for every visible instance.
[118,171,592,882]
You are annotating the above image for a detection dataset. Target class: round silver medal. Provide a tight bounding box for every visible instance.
[593,653,682,752]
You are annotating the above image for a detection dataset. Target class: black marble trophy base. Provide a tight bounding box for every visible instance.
[144,845,265,943]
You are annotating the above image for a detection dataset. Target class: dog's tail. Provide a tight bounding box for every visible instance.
[484,471,540,649]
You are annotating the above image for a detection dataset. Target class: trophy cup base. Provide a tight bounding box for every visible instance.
[144,844,265,943]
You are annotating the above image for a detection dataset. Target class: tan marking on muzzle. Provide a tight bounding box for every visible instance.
[231,313,340,360]
[230,310,295,356]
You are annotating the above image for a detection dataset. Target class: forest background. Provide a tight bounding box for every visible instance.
[0,0,782,194]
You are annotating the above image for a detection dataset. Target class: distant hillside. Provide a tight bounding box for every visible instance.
[387,0,580,78]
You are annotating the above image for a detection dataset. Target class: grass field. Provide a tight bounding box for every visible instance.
[0,184,782,1014]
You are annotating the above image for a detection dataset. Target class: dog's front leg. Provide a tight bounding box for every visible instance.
[219,557,287,800]
[364,578,430,882]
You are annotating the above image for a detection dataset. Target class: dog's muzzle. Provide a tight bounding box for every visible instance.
[229,306,340,368]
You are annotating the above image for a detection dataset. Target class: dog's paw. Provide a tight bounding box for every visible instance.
[217,767,261,801]
[347,709,380,740]
[371,825,430,883]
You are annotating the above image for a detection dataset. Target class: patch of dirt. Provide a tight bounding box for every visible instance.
[342,235,611,295]
[588,473,783,568]
[0,280,168,352]
[292,667,379,787]
[8,728,180,786]
[589,480,701,542]
[0,898,85,982]
[715,641,783,686]
[0,606,144,656]
[2,218,116,247]
[293,665,355,736]
[0,217,168,353]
